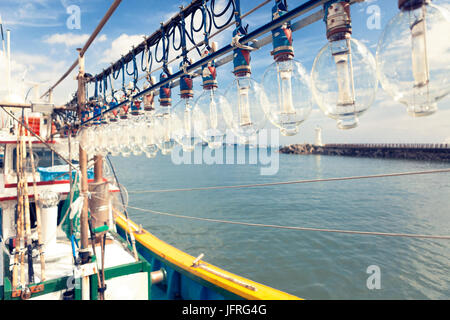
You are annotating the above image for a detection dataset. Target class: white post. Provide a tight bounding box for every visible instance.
[6,29,11,100]
[0,14,6,54]
[315,126,323,146]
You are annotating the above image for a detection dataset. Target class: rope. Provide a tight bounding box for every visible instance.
[125,205,450,241]
[127,168,450,194]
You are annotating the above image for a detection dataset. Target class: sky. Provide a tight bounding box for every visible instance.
[0,0,449,145]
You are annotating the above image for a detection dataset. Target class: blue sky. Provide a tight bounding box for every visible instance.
[0,0,449,145]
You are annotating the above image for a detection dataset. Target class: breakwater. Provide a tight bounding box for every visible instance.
[279,143,450,161]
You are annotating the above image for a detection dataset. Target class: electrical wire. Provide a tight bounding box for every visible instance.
[127,168,450,194]
[125,205,450,241]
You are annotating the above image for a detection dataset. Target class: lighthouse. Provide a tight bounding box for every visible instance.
[315,126,323,146]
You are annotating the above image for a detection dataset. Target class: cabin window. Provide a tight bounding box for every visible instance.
[12,146,65,170]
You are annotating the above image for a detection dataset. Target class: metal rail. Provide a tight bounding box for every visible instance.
[80,0,356,126]
[0,101,68,109]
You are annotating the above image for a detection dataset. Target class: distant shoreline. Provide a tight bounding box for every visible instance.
[279,143,450,162]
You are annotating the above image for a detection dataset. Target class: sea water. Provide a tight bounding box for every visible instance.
[109,146,450,299]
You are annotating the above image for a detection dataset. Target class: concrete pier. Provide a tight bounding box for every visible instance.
[279,143,450,161]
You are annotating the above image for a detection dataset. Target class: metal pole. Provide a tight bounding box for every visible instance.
[76,48,90,300]
[94,155,103,183]
[6,29,11,99]
[40,0,123,99]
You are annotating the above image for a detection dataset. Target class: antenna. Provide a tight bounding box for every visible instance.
[6,28,11,99]
[0,14,5,54]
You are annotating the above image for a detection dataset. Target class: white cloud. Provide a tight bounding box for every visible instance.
[100,33,145,64]
[0,48,75,105]
[1,0,64,28]
[44,33,107,47]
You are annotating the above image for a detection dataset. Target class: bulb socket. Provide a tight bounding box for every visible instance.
[159,71,172,106]
[398,0,428,11]
[201,49,218,89]
[180,75,194,99]
[232,29,252,77]
[325,1,352,41]
[271,1,294,62]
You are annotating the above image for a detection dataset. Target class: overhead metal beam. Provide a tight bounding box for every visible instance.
[40,0,123,99]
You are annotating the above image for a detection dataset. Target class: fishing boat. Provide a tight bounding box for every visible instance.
[1,0,448,301]
[0,0,301,299]
[0,112,300,300]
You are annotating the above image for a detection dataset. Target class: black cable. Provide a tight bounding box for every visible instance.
[210,0,235,29]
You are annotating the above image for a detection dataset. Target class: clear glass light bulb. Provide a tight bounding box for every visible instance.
[141,117,159,158]
[129,114,144,156]
[193,87,230,149]
[154,106,176,155]
[76,126,92,155]
[262,59,312,136]
[172,97,202,152]
[377,1,450,116]
[223,74,268,144]
[93,124,108,157]
[311,38,378,129]
[117,115,132,158]
[108,120,121,157]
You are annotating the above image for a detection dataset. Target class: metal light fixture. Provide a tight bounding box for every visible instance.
[311,0,378,129]
[193,43,231,149]
[154,69,177,155]
[172,60,202,152]
[224,26,268,144]
[262,0,312,136]
[376,0,450,116]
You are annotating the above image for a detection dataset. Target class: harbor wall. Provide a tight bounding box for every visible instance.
[279,143,450,161]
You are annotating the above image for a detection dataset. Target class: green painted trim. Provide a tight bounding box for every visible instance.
[3,277,12,300]
[74,280,82,300]
[36,276,71,298]
[90,274,98,300]
[144,260,152,299]
[104,261,149,280]
[3,249,10,279]
[4,276,70,300]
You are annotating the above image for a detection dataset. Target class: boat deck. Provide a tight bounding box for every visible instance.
[1,227,150,300]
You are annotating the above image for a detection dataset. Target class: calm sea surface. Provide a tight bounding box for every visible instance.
[109,147,450,300]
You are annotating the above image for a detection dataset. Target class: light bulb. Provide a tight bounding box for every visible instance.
[108,122,121,157]
[171,62,201,152]
[155,69,177,155]
[262,0,312,136]
[224,74,267,144]
[193,45,230,149]
[141,117,159,158]
[311,1,378,129]
[106,104,121,157]
[118,104,132,157]
[77,126,94,155]
[154,109,176,155]
[172,97,201,152]
[129,99,144,156]
[224,28,268,144]
[193,88,230,149]
[92,124,106,156]
[377,0,450,116]
[263,59,312,136]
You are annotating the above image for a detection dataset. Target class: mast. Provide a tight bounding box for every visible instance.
[76,48,90,300]
[6,29,11,99]
[94,155,103,183]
